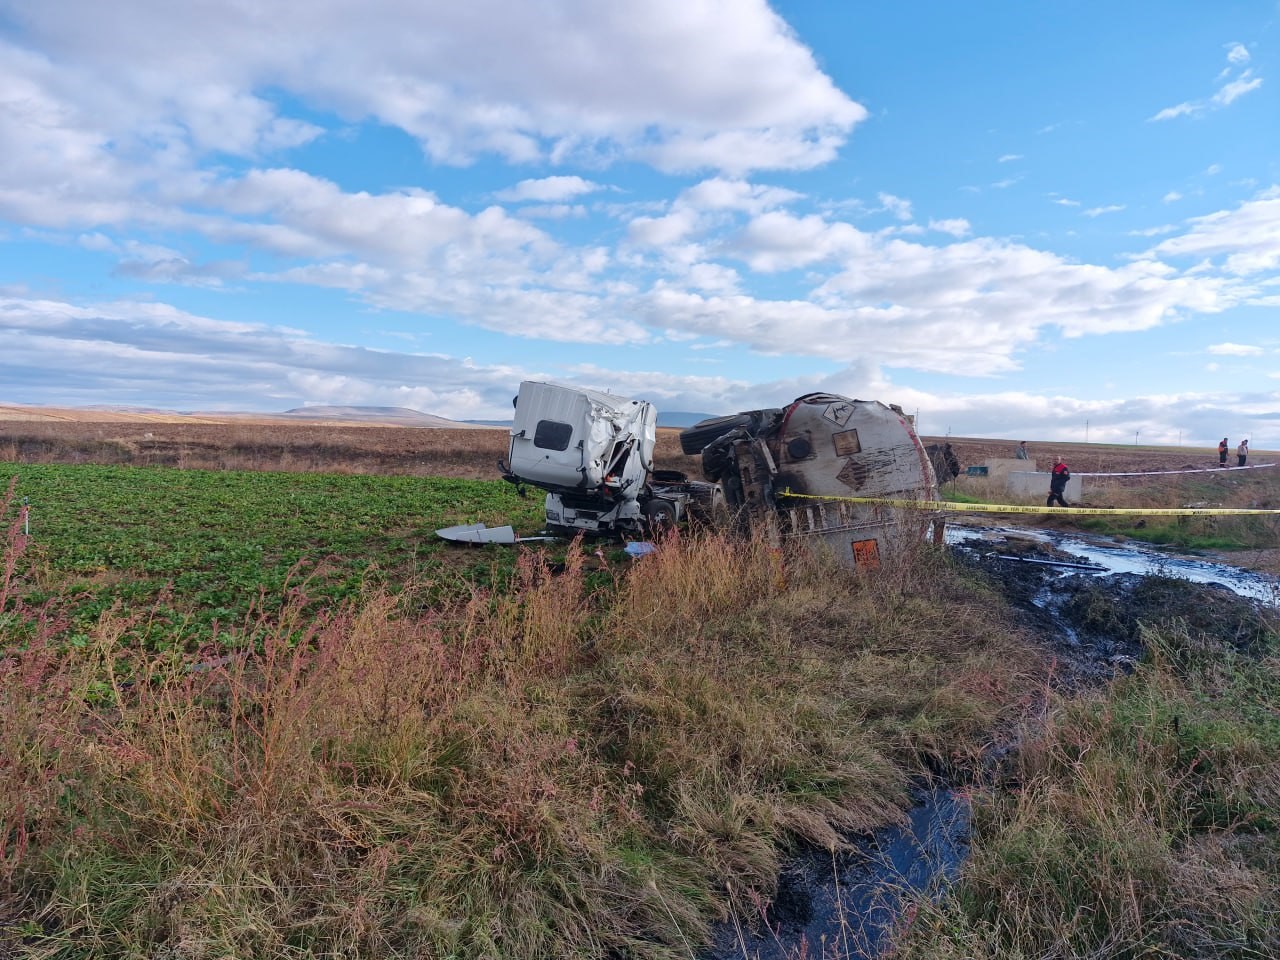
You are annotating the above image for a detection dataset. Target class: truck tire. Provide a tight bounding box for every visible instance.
[679,413,755,455]
[642,498,679,531]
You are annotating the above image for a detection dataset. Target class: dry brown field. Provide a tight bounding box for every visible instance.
[0,403,1250,481]
[0,407,706,478]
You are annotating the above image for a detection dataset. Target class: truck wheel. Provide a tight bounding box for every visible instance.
[679,413,755,455]
[678,408,782,455]
[642,499,678,532]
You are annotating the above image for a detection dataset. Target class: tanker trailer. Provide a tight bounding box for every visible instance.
[681,393,943,569]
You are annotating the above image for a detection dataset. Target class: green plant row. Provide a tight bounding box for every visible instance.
[1,463,545,651]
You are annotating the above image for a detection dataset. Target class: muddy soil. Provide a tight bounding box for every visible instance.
[947,524,1276,687]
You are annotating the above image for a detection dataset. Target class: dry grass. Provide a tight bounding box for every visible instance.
[895,619,1280,960]
[1,514,1044,958]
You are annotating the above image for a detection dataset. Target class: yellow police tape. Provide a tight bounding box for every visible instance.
[776,490,1280,517]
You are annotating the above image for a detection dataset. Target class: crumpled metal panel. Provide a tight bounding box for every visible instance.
[508,380,655,492]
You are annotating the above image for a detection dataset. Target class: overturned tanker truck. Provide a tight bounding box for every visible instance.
[680,393,945,569]
[474,380,943,569]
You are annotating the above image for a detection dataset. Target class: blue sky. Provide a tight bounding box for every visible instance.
[2,1,1277,445]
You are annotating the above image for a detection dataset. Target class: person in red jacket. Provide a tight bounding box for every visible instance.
[1219,437,1229,467]
[1047,456,1071,507]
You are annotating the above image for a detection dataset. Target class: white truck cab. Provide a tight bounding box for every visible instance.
[502,380,719,536]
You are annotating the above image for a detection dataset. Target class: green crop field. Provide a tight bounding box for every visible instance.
[1,463,546,652]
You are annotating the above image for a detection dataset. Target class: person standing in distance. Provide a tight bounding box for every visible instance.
[1237,439,1248,467]
[1046,456,1071,507]
[1015,440,1029,460]
[1219,437,1229,467]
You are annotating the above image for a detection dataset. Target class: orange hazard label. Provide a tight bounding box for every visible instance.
[851,538,881,570]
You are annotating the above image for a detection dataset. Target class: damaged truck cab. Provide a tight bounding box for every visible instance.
[501,380,721,536]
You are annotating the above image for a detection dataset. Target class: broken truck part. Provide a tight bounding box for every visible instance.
[497,380,724,537]
[681,393,944,569]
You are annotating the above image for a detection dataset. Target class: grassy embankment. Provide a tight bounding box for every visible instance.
[2,462,1278,958]
[1,463,1040,958]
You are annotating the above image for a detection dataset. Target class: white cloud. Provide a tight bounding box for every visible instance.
[878,192,913,221]
[1149,189,1280,277]
[997,154,1023,163]
[1163,191,1183,204]
[1084,205,1126,217]
[1213,70,1263,107]
[1,0,865,181]
[0,293,535,418]
[1208,342,1263,356]
[496,176,603,202]
[1150,48,1264,121]
[1129,224,1177,237]
[1150,101,1201,122]
[928,219,971,237]
[516,203,588,219]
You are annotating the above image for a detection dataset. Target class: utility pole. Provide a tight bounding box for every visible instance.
[1085,419,1089,443]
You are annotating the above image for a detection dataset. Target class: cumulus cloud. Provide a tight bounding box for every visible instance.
[1208,342,1264,356]
[878,193,913,221]
[2,2,1278,445]
[1148,188,1280,276]
[0,294,530,419]
[496,176,603,202]
[2,0,865,184]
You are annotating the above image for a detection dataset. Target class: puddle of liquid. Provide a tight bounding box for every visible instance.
[703,787,969,960]
[946,525,1280,604]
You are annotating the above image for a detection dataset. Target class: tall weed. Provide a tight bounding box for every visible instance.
[5,524,1046,959]
[896,619,1280,959]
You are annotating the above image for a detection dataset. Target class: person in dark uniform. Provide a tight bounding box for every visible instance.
[1219,437,1229,467]
[1046,456,1071,507]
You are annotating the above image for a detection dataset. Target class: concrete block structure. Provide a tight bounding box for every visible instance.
[981,457,1036,482]
[1006,470,1082,502]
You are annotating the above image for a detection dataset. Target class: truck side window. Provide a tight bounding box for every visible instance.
[533,420,573,451]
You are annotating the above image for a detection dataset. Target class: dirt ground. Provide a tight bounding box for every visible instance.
[0,406,1244,478]
[936,437,1239,476]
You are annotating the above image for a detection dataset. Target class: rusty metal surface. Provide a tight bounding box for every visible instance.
[758,394,941,569]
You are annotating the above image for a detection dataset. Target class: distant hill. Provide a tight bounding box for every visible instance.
[0,402,500,429]
[280,405,475,427]
[460,412,715,429]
